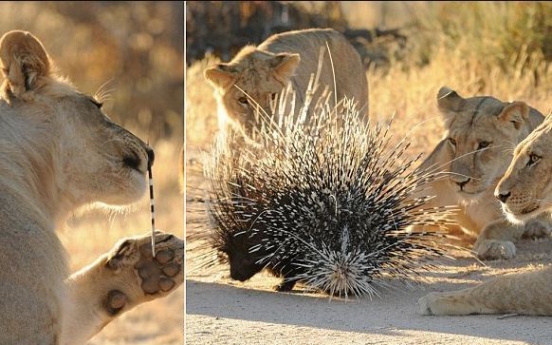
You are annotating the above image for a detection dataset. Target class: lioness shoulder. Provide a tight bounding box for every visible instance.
[204,28,369,138]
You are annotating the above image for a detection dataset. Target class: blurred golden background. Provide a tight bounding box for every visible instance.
[0,2,184,344]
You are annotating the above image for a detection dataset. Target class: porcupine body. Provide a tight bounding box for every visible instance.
[202,92,457,298]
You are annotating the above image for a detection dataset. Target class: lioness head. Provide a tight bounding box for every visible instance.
[436,86,541,198]
[0,30,153,217]
[495,115,552,223]
[204,46,300,136]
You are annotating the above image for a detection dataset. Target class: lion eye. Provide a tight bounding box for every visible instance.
[477,141,491,150]
[527,153,541,167]
[238,97,249,105]
[447,138,457,147]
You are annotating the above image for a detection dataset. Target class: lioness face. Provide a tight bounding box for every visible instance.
[0,30,153,210]
[205,47,300,136]
[56,94,153,206]
[495,120,552,223]
[437,87,533,198]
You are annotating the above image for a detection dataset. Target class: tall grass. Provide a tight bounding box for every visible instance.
[366,1,552,154]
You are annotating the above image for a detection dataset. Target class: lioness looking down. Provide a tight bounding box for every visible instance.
[204,27,369,140]
[418,112,552,316]
[0,30,183,344]
[417,87,551,260]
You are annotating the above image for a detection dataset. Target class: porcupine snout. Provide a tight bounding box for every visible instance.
[228,252,263,282]
[230,265,257,282]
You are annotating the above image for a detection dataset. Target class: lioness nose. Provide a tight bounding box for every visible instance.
[495,191,511,203]
[455,178,470,190]
[146,147,155,168]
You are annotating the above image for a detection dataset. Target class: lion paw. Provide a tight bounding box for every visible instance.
[418,291,475,316]
[523,219,552,240]
[418,292,440,315]
[103,230,184,315]
[473,239,516,260]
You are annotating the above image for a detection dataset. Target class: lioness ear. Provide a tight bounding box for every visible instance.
[271,53,300,84]
[437,86,465,113]
[204,64,237,90]
[498,101,529,130]
[0,30,51,101]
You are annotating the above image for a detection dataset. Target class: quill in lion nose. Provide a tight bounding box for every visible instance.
[148,164,156,257]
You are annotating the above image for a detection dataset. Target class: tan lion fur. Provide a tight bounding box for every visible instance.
[0,30,183,344]
[418,114,552,316]
[415,87,552,260]
[204,27,369,140]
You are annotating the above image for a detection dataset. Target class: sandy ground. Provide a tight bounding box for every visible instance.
[185,149,552,345]
[185,242,552,345]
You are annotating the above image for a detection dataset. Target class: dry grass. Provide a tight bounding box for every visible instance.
[186,2,552,158]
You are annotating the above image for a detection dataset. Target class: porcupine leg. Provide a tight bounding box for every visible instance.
[418,265,552,316]
[274,279,298,292]
[271,267,299,292]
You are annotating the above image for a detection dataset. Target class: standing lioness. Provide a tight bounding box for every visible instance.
[204,27,369,139]
[0,30,183,344]
[418,113,552,316]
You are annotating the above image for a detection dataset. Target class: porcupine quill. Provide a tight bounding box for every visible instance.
[148,158,156,257]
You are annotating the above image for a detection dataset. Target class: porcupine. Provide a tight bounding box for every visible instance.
[201,86,459,299]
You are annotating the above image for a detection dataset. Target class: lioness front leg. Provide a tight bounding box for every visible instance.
[419,265,552,316]
[62,230,184,345]
[473,219,525,260]
[521,212,552,239]
[474,216,552,260]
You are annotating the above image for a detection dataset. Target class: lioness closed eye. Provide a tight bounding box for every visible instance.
[0,30,183,344]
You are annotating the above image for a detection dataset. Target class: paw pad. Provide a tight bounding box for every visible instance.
[135,246,182,295]
[104,289,127,316]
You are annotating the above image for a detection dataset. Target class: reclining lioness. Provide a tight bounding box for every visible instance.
[0,30,183,344]
[416,87,551,260]
[419,112,552,316]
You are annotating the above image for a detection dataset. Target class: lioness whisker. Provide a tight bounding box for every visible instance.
[444,172,481,181]
[94,78,115,103]
[420,147,486,177]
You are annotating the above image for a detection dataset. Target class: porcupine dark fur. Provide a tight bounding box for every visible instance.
[201,87,458,299]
